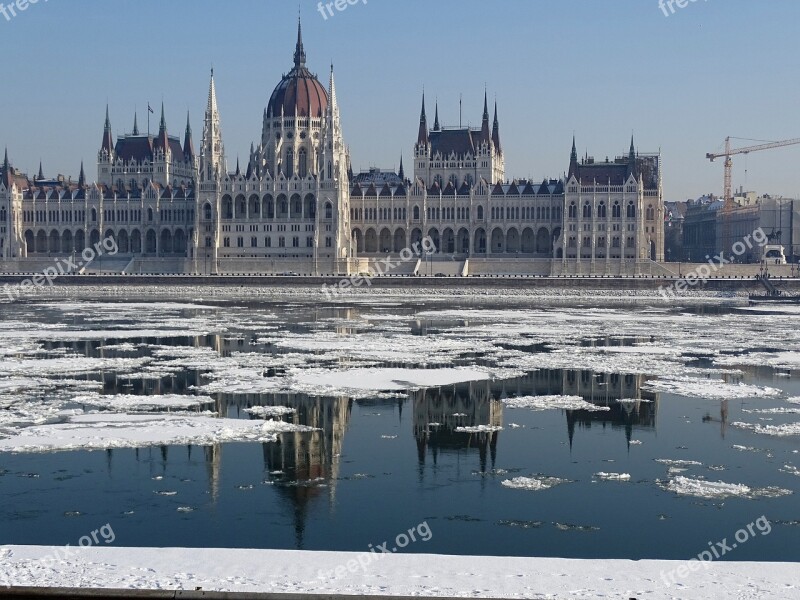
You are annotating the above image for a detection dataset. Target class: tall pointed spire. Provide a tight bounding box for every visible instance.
[294,17,306,68]
[433,100,440,131]
[569,134,579,179]
[628,134,637,177]
[480,90,491,142]
[133,111,139,135]
[159,102,167,133]
[37,160,44,181]
[101,105,114,154]
[235,156,241,176]
[417,92,428,146]
[183,111,194,159]
[246,142,255,179]
[2,147,10,187]
[398,155,405,181]
[328,63,338,117]
[201,67,225,182]
[207,68,218,115]
[78,161,86,187]
[491,101,501,154]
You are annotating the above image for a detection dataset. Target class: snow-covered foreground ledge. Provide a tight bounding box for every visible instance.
[2,546,799,599]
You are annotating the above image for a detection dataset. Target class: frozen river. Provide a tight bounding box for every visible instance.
[0,288,798,561]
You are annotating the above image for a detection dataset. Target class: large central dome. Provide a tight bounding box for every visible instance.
[266,23,328,119]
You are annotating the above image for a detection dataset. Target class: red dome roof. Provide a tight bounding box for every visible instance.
[266,22,328,119]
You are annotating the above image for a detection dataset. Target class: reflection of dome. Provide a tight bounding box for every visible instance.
[266,22,328,119]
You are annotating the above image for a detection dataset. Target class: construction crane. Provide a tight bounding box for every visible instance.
[707,137,800,261]
[707,136,800,209]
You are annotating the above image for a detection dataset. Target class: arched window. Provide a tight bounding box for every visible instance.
[627,201,636,218]
[0,207,6,221]
[568,202,577,219]
[477,206,484,220]
[204,203,212,221]
[147,208,153,222]
[598,202,607,218]
[299,148,308,178]
[612,202,621,218]
[325,202,333,220]
[646,204,655,220]
[91,208,97,222]
[285,149,294,178]
[327,162,332,180]
[413,205,420,220]
[583,202,592,219]
[449,174,458,188]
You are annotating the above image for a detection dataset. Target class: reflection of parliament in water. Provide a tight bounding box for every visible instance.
[219,392,353,548]
[413,370,659,469]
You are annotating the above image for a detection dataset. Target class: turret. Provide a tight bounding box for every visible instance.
[480,91,491,143]
[154,102,169,152]
[101,105,114,156]
[201,68,226,182]
[183,111,195,160]
[2,147,10,187]
[416,93,429,146]
[492,101,502,155]
[569,135,578,179]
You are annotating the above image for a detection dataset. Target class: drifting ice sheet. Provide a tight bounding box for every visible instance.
[0,413,317,453]
[663,476,792,500]
[292,367,491,393]
[502,395,611,412]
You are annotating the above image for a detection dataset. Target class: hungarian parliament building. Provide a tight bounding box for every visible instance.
[0,24,664,276]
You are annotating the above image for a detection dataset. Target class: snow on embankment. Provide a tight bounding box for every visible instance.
[0,546,798,599]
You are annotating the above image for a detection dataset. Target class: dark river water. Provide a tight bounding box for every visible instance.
[0,294,798,561]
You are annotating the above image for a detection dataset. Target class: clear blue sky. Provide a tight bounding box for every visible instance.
[1,0,799,201]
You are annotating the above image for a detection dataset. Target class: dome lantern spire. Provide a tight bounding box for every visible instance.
[294,18,306,68]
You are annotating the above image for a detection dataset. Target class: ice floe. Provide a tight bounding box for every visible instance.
[244,406,296,417]
[643,376,782,400]
[593,472,631,481]
[455,425,503,433]
[501,476,571,491]
[0,413,319,453]
[70,393,215,412]
[662,476,792,500]
[733,421,800,437]
[502,395,611,412]
[291,367,490,395]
